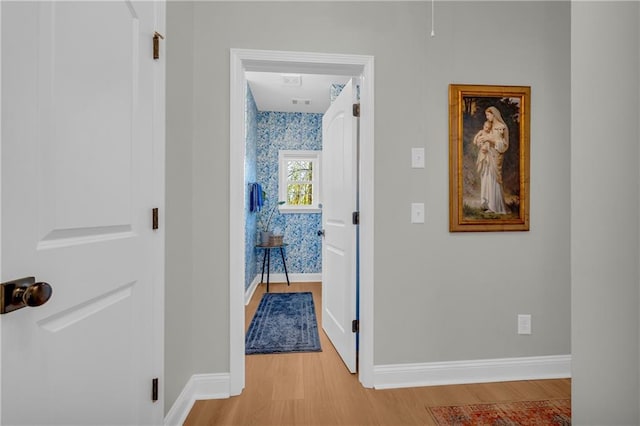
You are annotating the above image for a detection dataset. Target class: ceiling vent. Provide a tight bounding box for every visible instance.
[282,74,302,86]
[292,98,311,105]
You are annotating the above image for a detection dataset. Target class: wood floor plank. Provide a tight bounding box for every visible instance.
[271,356,305,401]
[184,282,571,425]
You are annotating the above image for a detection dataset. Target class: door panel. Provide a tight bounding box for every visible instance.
[321,79,357,373]
[1,1,163,424]
[39,2,135,239]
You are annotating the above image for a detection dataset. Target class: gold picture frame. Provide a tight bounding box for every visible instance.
[449,84,530,232]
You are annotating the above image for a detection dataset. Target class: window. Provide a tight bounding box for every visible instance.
[278,150,321,213]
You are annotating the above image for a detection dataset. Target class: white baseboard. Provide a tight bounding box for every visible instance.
[164,373,230,426]
[373,355,571,390]
[268,272,321,283]
[244,273,322,305]
[244,275,262,305]
[163,355,570,424]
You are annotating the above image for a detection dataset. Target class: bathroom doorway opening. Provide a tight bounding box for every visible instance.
[229,49,375,395]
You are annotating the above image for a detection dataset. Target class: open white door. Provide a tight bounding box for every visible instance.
[1,1,164,425]
[321,79,358,373]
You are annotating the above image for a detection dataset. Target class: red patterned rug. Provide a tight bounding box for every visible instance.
[428,399,571,425]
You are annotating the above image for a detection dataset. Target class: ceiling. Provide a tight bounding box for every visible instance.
[246,71,351,114]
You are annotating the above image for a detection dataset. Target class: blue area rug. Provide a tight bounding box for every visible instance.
[246,292,322,355]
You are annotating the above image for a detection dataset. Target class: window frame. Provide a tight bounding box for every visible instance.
[278,150,322,213]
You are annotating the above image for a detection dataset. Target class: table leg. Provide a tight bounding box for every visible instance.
[279,247,290,286]
[260,249,267,285]
[266,248,271,293]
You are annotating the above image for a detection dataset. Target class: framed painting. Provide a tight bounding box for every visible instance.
[449,84,530,232]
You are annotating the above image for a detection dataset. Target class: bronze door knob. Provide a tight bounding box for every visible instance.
[1,277,53,314]
[14,281,52,307]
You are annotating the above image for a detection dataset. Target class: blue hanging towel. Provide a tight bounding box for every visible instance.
[256,183,264,211]
[249,183,264,212]
[249,183,257,212]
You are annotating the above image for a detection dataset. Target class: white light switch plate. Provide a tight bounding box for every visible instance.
[411,148,425,168]
[518,314,532,335]
[411,203,425,223]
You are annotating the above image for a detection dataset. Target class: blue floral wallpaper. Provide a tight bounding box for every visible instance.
[244,86,259,291]
[255,111,323,277]
[244,86,324,290]
[330,84,345,103]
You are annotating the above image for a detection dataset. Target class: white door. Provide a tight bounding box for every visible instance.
[321,79,358,373]
[0,1,164,425]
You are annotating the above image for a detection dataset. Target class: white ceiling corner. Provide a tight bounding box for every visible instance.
[246,71,351,114]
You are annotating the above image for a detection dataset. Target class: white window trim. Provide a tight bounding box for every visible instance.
[278,150,321,213]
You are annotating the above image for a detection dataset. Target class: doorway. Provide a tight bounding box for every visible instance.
[242,71,344,297]
[245,73,358,373]
[230,49,375,395]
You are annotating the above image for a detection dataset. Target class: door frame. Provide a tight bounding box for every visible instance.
[0,1,4,419]
[229,48,374,394]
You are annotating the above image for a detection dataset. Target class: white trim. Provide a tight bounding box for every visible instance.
[272,272,322,283]
[230,49,375,395]
[358,54,375,388]
[229,49,247,396]
[373,355,572,390]
[279,207,321,214]
[0,1,4,421]
[164,374,230,426]
[192,0,467,2]
[151,2,166,422]
[244,274,262,305]
[245,273,322,305]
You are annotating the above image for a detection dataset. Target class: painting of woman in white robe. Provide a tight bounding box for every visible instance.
[449,84,530,232]
[462,98,520,219]
[473,107,509,214]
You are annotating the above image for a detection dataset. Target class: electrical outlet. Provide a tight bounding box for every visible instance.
[411,148,425,168]
[411,203,425,223]
[518,314,532,335]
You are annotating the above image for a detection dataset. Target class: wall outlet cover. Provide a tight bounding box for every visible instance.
[411,203,425,223]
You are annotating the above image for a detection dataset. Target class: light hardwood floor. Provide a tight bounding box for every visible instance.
[184,282,571,425]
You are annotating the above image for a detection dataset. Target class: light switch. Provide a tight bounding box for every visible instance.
[411,148,425,168]
[411,203,425,223]
[518,314,532,335]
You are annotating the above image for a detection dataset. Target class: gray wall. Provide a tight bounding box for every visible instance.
[377,1,570,363]
[165,1,195,409]
[165,0,572,411]
[571,2,640,424]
